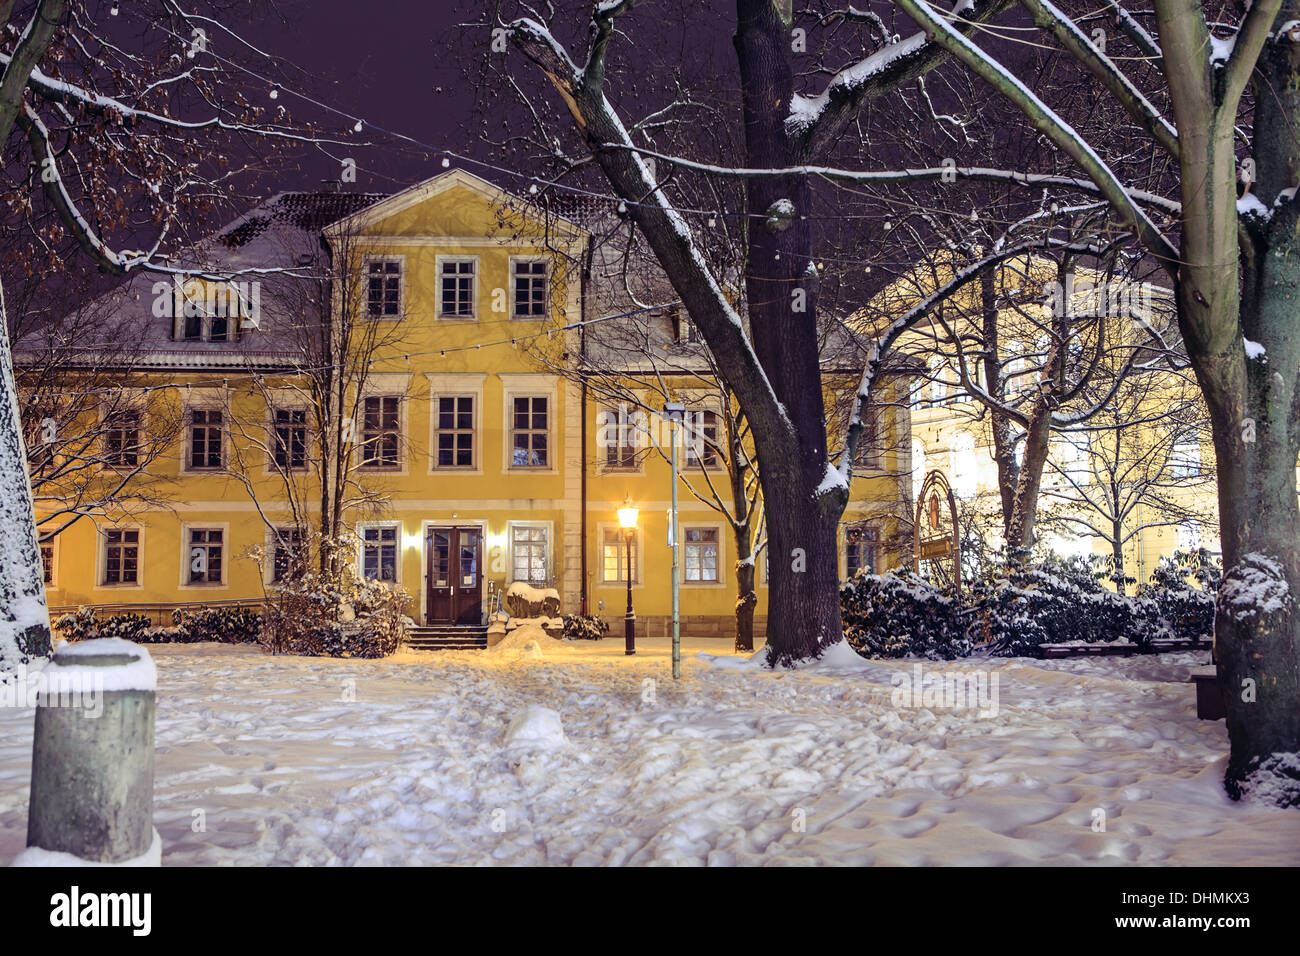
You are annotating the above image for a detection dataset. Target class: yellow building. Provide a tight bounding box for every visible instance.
[29,169,908,640]
[881,254,1221,588]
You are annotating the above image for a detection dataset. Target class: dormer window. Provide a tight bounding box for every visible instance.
[173,280,243,342]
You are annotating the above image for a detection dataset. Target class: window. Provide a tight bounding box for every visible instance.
[272,408,307,470]
[602,527,640,584]
[684,527,720,583]
[929,359,949,404]
[102,529,139,586]
[512,259,548,318]
[511,396,548,467]
[361,526,398,582]
[510,525,550,586]
[439,258,476,318]
[360,396,401,469]
[434,396,475,469]
[189,409,223,470]
[950,433,977,499]
[176,281,239,342]
[271,527,303,583]
[685,409,720,468]
[1171,441,1202,477]
[1060,431,1090,481]
[672,306,700,344]
[366,258,403,318]
[187,528,223,585]
[911,439,927,496]
[1177,519,1202,552]
[40,543,54,586]
[104,410,141,468]
[855,408,882,470]
[845,524,879,579]
[599,403,640,470]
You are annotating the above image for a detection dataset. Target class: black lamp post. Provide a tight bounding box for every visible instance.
[617,498,639,655]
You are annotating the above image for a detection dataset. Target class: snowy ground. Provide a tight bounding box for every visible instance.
[2,638,1296,866]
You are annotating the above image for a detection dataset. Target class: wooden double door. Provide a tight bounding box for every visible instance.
[425,527,483,625]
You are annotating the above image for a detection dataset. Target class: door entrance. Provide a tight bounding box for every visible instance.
[425,527,483,625]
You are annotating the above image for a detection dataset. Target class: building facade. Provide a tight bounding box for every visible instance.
[29,169,909,639]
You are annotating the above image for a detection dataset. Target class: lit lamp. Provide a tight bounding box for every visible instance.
[618,497,639,655]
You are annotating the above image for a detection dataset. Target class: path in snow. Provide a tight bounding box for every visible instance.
[1,639,1294,866]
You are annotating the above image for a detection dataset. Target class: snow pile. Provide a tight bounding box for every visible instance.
[1243,337,1267,361]
[11,829,162,868]
[44,638,156,694]
[1218,553,1291,622]
[503,705,567,749]
[488,623,550,659]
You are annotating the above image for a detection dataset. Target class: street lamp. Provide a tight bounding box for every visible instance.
[617,497,639,655]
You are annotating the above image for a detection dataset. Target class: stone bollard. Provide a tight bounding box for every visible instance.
[20,638,158,865]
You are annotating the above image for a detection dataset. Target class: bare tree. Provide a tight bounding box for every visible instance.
[0,0,355,669]
[1038,350,1215,593]
[12,284,183,541]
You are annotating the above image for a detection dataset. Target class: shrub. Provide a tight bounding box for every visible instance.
[260,569,410,658]
[171,606,262,644]
[841,569,972,660]
[972,554,1149,655]
[53,606,100,643]
[562,614,608,640]
[1139,549,1218,642]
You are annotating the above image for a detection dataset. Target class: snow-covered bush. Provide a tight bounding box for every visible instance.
[1140,549,1220,642]
[562,613,608,640]
[55,608,152,643]
[840,569,971,660]
[53,606,99,643]
[260,569,410,658]
[974,555,1142,655]
[170,606,262,644]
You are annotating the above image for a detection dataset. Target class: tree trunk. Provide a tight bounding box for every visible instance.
[733,0,844,663]
[1111,519,1126,595]
[0,277,51,670]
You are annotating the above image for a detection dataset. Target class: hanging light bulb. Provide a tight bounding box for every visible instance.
[111,3,119,14]
[269,87,279,100]
[442,157,451,168]
[354,120,363,133]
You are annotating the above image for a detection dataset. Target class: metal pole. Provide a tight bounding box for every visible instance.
[624,528,636,655]
[671,418,681,680]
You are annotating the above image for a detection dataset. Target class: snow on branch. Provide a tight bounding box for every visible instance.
[597,145,1183,215]
[894,0,1179,267]
[1019,0,1178,156]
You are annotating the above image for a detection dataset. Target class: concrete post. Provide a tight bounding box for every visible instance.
[24,639,156,863]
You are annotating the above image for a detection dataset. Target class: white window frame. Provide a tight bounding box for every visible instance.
[507,521,553,587]
[97,525,144,590]
[363,254,405,321]
[683,406,723,470]
[181,402,227,474]
[173,279,243,342]
[596,401,648,475]
[502,375,558,474]
[265,526,305,585]
[681,523,725,587]
[427,373,485,475]
[509,255,550,320]
[266,401,310,474]
[179,521,230,590]
[40,537,58,589]
[436,255,479,320]
[841,521,880,581]
[357,521,402,584]
[357,393,406,472]
[597,521,644,587]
